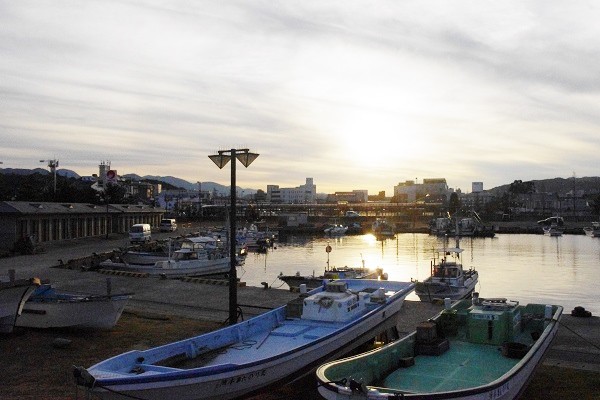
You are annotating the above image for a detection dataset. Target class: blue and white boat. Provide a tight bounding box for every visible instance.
[0,272,39,333]
[316,295,563,400]
[16,283,131,330]
[73,279,415,400]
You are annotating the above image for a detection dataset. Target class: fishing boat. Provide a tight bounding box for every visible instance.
[278,264,388,291]
[99,236,231,278]
[372,219,395,238]
[583,221,600,237]
[73,279,415,400]
[413,238,478,302]
[15,283,132,330]
[0,271,39,333]
[316,294,563,400]
[538,216,565,237]
[324,224,349,236]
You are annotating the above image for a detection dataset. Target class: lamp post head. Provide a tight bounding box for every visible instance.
[208,153,231,169]
[209,149,259,168]
[236,152,259,168]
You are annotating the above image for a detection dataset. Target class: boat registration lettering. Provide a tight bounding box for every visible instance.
[471,313,498,321]
[215,369,267,388]
[488,381,509,399]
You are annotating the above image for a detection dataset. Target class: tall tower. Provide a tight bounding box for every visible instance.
[98,161,111,190]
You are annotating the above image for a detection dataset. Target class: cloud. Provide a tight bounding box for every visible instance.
[1,1,600,194]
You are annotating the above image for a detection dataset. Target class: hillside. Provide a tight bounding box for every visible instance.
[487,177,600,195]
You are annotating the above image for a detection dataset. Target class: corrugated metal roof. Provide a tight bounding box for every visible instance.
[0,201,162,215]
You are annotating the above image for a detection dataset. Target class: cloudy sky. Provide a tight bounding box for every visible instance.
[1,1,599,195]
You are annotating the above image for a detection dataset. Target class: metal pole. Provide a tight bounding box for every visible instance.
[229,149,237,325]
[106,197,110,239]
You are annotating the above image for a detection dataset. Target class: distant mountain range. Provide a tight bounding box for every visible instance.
[0,168,255,196]
[1,168,598,196]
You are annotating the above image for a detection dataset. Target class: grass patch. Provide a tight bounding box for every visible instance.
[0,311,221,399]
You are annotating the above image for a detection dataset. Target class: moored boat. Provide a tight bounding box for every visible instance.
[583,222,600,237]
[73,279,415,400]
[372,219,395,238]
[413,238,478,302]
[316,295,563,400]
[278,263,388,291]
[99,236,231,278]
[538,216,565,237]
[15,283,132,330]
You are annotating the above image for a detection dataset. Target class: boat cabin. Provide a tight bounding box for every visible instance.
[299,281,387,323]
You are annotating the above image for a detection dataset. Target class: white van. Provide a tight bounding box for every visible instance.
[129,224,152,244]
[159,219,177,232]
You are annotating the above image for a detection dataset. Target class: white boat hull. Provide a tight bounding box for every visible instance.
[0,280,37,333]
[100,257,231,278]
[415,277,477,302]
[16,295,130,329]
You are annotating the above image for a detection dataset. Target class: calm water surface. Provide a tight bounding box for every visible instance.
[239,233,600,315]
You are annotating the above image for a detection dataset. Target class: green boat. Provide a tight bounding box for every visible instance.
[316,294,563,400]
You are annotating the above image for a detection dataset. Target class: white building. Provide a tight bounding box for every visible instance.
[394,178,450,203]
[266,178,316,204]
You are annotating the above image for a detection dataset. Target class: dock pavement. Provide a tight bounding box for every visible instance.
[1,232,599,374]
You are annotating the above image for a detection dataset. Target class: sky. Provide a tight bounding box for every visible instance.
[1,1,599,195]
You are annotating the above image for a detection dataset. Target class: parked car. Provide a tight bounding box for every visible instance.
[129,224,152,243]
[159,219,177,232]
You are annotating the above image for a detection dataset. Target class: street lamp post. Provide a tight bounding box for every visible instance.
[209,149,259,325]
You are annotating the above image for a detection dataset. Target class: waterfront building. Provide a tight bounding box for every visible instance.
[326,190,368,204]
[0,201,163,252]
[266,178,316,204]
[394,178,450,203]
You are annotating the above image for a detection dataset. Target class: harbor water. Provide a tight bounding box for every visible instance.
[239,233,599,316]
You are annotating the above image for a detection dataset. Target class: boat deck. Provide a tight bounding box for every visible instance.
[382,339,520,393]
[171,318,345,369]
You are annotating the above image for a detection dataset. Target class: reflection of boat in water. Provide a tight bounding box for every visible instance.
[538,216,565,237]
[317,295,563,400]
[74,279,415,400]
[413,237,478,302]
[583,221,600,237]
